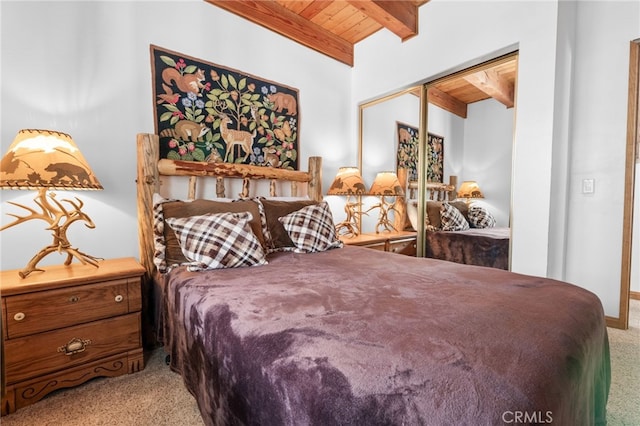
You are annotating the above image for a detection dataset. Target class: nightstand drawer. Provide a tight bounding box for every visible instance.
[389,238,417,256]
[4,278,140,338]
[4,313,141,384]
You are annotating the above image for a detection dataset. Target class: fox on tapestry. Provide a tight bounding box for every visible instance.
[151,45,301,170]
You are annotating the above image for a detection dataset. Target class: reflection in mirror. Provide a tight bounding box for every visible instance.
[359,87,421,234]
[357,52,518,270]
[426,94,513,227]
[421,52,517,270]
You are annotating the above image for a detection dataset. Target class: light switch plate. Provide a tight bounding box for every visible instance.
[582,178,595,194]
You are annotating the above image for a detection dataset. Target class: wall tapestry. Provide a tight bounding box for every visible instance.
[151,45,300,170]
[427,132,444,183]
[396,122,444,183]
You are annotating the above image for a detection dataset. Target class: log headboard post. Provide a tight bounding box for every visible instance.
[136,133,160,279]
[308,156,322,202]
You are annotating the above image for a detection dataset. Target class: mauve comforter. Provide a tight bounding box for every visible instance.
[158,245,610,426]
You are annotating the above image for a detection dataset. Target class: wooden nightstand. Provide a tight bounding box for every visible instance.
[341,231,417,256]
[0,257,146,415]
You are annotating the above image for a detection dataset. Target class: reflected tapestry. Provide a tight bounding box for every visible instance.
[396,122,444,183]
[427,132,444,183]
[396,121,419,182]
[151,45,300,170]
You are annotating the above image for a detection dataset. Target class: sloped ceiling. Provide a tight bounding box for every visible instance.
[205,0,517,116]
[204,0,429,67]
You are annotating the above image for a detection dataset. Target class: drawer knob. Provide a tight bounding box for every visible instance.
[69,295,79,303]
[58,337,92,356]
[115,294,124,303]
[13,312,26,321]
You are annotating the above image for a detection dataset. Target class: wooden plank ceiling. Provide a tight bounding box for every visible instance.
[204,0,517,117]
[205,0,429,67]
[428,54,518,118]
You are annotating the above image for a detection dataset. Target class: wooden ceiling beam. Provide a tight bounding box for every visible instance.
[463,69,515,108]
[427,87,467,119]
[299,1,334,20]
[347,0,419,41]
[205,0,354,66]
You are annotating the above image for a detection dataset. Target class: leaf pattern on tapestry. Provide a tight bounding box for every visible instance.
[152,46,300,170]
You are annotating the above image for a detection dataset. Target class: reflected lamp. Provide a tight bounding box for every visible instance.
[367,171,404,234]
[327,167,366,237]
[0,129,103,278]
[457,180,484,204]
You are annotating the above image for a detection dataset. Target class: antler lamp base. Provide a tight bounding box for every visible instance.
[2,189,101,278]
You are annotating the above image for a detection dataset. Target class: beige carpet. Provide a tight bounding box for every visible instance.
[606,298,640,425]
[1,349,204,426]
[2,300,639,426]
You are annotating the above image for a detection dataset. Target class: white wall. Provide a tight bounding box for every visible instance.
[562,1,639,315]
[0,1,352,270]
[353,0,639,318]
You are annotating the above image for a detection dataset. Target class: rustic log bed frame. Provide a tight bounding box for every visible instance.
[135,133,323,280]
[136,133,322,277]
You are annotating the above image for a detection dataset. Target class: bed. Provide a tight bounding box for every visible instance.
[407,179,510,270]
[136,133,610,425]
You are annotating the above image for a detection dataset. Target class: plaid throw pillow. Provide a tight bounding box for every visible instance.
[440,202,470,231]
[254,198,317,252]
[166,211,267,271]
[468,204,497,228]
[278,201,343,253]
[152,193,177,273]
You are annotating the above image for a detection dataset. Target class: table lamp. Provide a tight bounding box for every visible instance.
[0,129,103,278]
[367,171,404,233]
[457,180,484,204]
[327,166,367,237]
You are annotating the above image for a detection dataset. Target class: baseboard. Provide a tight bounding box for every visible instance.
[630,291,640,300]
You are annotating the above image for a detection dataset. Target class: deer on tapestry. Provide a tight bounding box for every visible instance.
[219,113,256,163]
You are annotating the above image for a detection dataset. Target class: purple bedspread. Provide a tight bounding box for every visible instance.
[426,227,510,270]
[158,246,609,426]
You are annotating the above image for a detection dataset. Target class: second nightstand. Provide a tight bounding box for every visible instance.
[341,231,417,256]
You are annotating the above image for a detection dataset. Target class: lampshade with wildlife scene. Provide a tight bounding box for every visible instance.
[367,171,404,198]
[327,167,367,237]
[0,129,103,278]
[327,166,367,196]
[457,180,484,203]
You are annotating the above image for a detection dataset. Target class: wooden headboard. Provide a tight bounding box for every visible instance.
[135,133,323,278]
